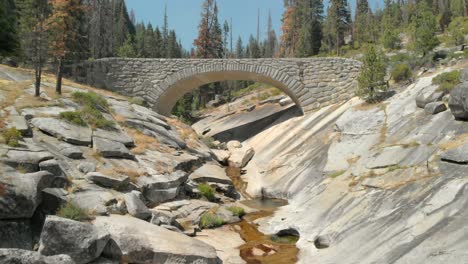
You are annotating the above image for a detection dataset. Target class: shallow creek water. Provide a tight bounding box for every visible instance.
[226,167,299,264]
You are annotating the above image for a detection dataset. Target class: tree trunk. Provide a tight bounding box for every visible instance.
[56,58,63,95]
[34,65,42,97]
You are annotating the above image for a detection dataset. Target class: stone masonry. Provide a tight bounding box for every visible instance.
[73,58,362,115]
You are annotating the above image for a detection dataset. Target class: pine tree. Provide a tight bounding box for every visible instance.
[356,45,387,103]
[193,0,223,58]
[264,10,278,58]
[223,20,230,58]
[117,33,136,57]
[235,36,244,58]
[166,30,181,58]
[153,27,163,57]
[280,0,299,57]
[134,23,146,57]
[48,0,85,94]
[162,4,169,53]
[295,0,323,57]
[380,0,401,50]
[408,1,439,56]
[248,35,261,58]
[0,0,19,57]
[323,0,351,55]
[451,0,467,18]
[143,23,157,57]
[15,0,48,96]
[354,0,373,45]
[112,0,135,55]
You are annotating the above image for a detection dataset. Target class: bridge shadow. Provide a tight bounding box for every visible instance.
[205,104,303,143]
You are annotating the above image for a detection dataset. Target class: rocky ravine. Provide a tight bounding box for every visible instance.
[0,65,259,264]
[232,64,468,263]
[1,60,468,264]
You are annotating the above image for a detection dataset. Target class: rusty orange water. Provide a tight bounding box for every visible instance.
[226,167,299,264]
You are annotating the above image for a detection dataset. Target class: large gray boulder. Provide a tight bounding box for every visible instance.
[86,172,130,189]
[0,249,74,264]
[0,170,56,219]
[138,171,188,204]
[448,83,468,120]
[211,149,230,163]
[415,85,444,108]
[77,162,96,174]
[94,215,220,264]
[57,143,83,159]
[31,118,92,146]
[2,149,54,172]
[93,137,134,159]
[441,144,468,164]
[68,182,120,216]
[228,145,255,168]
[123,191,151,220]
[39,216,110,264]
[124,119,186,149]
[0,219,32,249]
[93,129,134,147]
[424,102,447,115]
[6,115,30,136]
[189,163,232,185]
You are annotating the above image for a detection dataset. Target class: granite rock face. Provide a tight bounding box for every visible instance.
[94,215,220,264]
[38,216,110,264]
[448,82,468,120]
[31,118,93,146]
[0,249,75,264]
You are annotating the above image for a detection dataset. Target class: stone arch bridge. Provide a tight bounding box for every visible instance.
[73,58,361,116]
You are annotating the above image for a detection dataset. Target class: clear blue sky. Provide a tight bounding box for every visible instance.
[125,0,383,50]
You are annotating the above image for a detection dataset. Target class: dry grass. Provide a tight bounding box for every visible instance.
[352,101,384,111]
[348,170,377,187]
[113,114,127,123]
[99,167,148,183]
[0,79,28,109]
[127,128,175,154]
[167,118,200,148]
[378,104,388,146]
[66,184,82,194]
[439,134,468,151]
[154,161,174,174]
[346,156,361,166]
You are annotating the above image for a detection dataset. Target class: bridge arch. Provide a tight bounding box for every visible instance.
[74,58,362,116]
[154,63,304,115]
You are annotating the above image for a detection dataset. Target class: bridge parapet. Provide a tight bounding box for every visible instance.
[73,58,361,115]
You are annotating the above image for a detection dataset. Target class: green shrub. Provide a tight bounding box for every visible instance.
[72,91,109,110]
[198,183,215,201]
[69,92,115,129]
[432,70,461,93]
[199,212,224,229]
[59,111,87,126]
[56,202,91,221]
[201,136,216,149]
[356,46,387,103]
[391,64,412,83]
[227,206,245,217]
[129,97,147,106]
[2,127,22,147]
[80,105,115,129]
[329,170,346,178]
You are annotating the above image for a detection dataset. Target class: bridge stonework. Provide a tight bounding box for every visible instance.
[74,58,361,115]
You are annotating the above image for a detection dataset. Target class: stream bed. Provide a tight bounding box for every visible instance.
[225,167,299,264]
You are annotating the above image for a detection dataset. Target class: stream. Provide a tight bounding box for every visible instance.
[225,167,299,264]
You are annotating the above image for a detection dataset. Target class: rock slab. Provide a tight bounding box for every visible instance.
[39,215,110,264]
[94,214,220,264]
